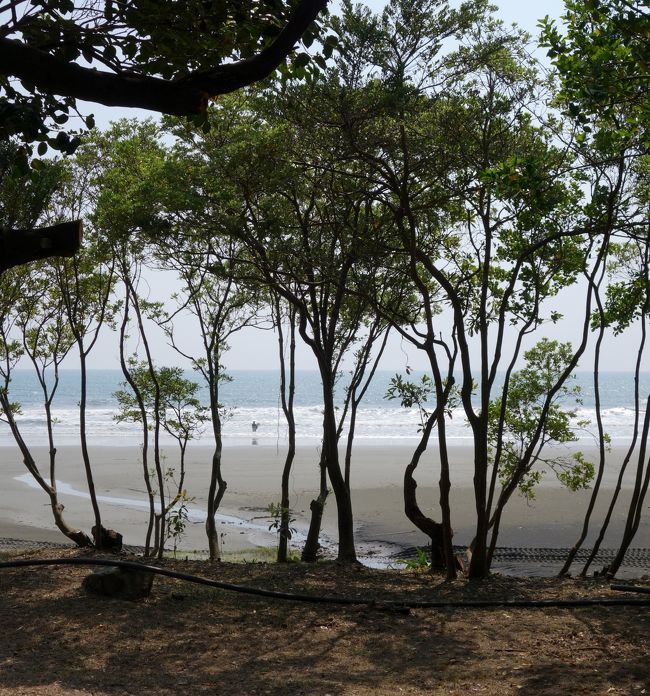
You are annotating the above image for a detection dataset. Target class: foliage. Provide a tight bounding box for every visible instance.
[4,0,649,574]
[0,142,66,228]
[0,0,330,164]
[165,491,193,555]
[488,339,595,500]
[114,360,208,442]
[397,546,430,571]
[267,502,297,539]
[386,374,460,432]
[541,0,650,153]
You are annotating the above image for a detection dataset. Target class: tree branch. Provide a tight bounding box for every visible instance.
[0,0,328,116]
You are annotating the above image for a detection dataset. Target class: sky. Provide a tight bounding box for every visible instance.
[71,0,643,375]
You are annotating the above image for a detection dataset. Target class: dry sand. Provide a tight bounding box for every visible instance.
[0,440,648,565]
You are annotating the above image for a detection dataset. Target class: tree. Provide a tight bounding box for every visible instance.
[115,361,207,557]
[324,0,624,578]
[0,264,93,546]
[542,1,650,577]
[1,1,331,271]
[51,212,117,547]
[565,163,650,577]
[0,144,90,545]
[163,251,260,562]
[270,292,298,562]
[238,106,398,562]
[0,1,330,154]
[83,117,259,561]
[541,0,650,157]
[85,119,172,554]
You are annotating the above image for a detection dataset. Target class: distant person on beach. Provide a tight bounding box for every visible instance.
[251,420,258,432]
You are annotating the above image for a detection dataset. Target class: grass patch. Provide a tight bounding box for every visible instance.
[162,545,289,564]
[0,548,29,561]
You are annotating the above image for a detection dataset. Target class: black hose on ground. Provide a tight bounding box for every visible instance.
[1,557,649,609]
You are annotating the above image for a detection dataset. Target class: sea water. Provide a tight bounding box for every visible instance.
[1,369,648,447]
[3,369,649,575]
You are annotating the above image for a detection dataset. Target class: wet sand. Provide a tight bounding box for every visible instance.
[0,442,648,560]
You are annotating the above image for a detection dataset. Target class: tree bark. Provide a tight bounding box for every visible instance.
[0,221,82,273]
[206,392,227,562]
[276,300,296,563]
[301,452,329,562]
[78,349,103,548]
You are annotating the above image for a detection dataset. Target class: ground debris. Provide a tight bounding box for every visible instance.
[0,548,647,696]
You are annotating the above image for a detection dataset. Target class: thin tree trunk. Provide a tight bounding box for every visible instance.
[0,391,91,546]
[276,301,296,563]
[78,349,103,547]
[206,374,227,562]
[344,328,389,490]
[118,288,156,555]
[584,270,648,575]
[560,287,608,576]
[42,367,91,545]
[606,395,650,576]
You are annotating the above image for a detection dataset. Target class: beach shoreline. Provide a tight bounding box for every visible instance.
[0,442,648,573]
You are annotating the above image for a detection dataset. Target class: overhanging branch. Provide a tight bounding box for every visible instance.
[0,0,328,116]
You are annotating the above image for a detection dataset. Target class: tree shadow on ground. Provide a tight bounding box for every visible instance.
[0,561,648,695]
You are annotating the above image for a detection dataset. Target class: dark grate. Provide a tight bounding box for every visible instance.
[394,545,650,569]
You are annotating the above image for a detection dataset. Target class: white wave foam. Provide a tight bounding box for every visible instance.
[2,403,644,447]
[13,472,305,543]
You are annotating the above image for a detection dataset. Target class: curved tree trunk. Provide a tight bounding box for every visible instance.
[606,395,650,577]
[301,451,328,562]
[276,300,296,563]
[0,391,91,546]
[206,446,227,561]
[78,349,103,547]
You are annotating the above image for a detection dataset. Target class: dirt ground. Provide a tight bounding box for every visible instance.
[0,548,648,696]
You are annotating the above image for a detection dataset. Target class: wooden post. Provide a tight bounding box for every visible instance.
[0,220,83,272]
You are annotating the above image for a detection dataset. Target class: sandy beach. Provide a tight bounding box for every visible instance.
[0,439,648,569]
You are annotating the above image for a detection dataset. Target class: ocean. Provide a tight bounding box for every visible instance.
[1,369,648,448]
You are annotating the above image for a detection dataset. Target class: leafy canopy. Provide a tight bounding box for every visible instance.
[0,1,330,159]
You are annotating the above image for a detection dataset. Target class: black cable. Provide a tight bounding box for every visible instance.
[1,557,649,609]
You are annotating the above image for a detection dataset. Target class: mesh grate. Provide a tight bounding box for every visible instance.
[395,545,650,570]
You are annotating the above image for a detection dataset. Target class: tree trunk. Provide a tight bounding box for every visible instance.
[206,431,227,562]
[0,392,91,546]
[301,452,328,562]
[321,385,356,562]
[606,395,650,577]
[276,303,296,563]
[402,413,448,569]
[118,290,155,555]
[78,349,103,547]
[468,427,490,579]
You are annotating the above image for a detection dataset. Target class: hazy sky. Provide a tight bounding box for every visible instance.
[79,0,643,374]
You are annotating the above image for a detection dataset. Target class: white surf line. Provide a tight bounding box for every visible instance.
[13,473,289,541]
[13,474,399,564]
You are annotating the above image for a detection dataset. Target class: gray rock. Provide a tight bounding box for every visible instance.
[82,565,154,601]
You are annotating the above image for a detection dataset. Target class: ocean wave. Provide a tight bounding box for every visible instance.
[1,403,644,447]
